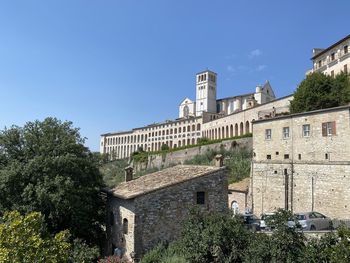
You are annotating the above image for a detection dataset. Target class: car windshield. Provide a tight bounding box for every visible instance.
[295,214,306,220]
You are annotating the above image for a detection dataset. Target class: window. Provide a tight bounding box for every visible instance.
[318,60,322,68]
[123,218,128,234]
[276,151,279,155]
[344,45,348,54]
[265,129,272,140]
[284,154,289,159]
[325,153,329,160]
[344,64,348,74]
[267,155,271,160]
[282,127,290,139]
[196,191,205,205]
[298,154,301,160]
[322,121,336,136]
[331,52,335,61]
[302,124,310,137]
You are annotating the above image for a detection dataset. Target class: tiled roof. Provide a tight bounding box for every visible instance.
[228,177,250,192]
[109,165,225,199]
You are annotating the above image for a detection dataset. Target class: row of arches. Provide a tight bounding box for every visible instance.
[106,134,148,146]
[105,143,148,159]
[203,120,253,140]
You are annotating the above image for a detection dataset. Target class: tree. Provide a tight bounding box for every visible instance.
[161,144,170,151]
[178,209,251,263]
[0,210,70,263]
[290,72,350,113]
[0,117,104,246]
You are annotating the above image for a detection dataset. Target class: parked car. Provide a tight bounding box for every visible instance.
[243,214,261,231]
[289,212,332,231]
[260,212,276,231]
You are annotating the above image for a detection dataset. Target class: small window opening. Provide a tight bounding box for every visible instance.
[267,155,271,160]
[298,154,301,160]
[275,151,279,155]
[196,191,205,205]
[284,154,289,159]
[325,153,329,160]
[123,218,128,234]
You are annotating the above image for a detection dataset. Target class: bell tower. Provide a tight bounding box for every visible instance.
[195,70,217,116]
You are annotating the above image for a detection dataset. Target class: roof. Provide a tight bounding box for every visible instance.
[108,165,226,199]
[228,177,250,193]
[253,104,350,125]
[311,34,350,60]
[217,92,254,102]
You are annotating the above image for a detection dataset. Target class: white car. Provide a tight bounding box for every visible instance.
[260,212,276,230]
[289,212,332,231]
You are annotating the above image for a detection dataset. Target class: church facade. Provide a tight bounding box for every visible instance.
[100,70,289,159]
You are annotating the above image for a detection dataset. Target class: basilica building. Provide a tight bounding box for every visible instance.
[100,70,290,159]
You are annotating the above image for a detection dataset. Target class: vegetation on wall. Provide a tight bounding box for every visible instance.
[290,72,350,113]
[184,145,252,184]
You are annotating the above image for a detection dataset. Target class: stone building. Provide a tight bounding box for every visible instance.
[228,177,250,214]
[252,105,350,219]
[307,34,349,76]
[105,163,228,261]
[100,69,284,160]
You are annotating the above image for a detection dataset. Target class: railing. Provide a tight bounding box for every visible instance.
[257,106,290,119]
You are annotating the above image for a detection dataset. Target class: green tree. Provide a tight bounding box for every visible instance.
[0,211,70,263]
[178,209,251,263]
[0,118,104,246]
[290,72,350,113]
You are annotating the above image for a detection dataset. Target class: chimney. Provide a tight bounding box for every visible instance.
[214,154,224,167]
[124,166,133,182]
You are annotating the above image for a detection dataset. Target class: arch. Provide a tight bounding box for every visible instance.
[187,138,191,145]
[221,127,225,139]
[197,123,201,130]
[240,122,244,135]
[187,125,191,132]
[235,124,238,136]
[215,129,217,139]
[226,126,229,138]
[183,105,189,117]
[178,140,181,147]
[245,121,250,134]
[182,139,186,146]
[192,124,195,131]
[192,138,195,145]
[230,125,233,137]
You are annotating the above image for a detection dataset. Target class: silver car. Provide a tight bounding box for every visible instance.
[291,212,332,231]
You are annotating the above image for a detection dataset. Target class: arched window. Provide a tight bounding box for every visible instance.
[197,124,201,130]
[245,121,250,134]
[235,124,238,136]
[123,218,128,234]
[230,125,233,137]
[192,124,195,131]
[240,122,244,135]
[183,105,189,117]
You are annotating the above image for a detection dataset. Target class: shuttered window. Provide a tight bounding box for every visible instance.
[322,121,336,136]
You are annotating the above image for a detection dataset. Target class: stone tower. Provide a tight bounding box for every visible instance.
[195,70,217,116]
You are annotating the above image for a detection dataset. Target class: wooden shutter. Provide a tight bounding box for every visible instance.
[322,123,327,137]
[332,121,336,135]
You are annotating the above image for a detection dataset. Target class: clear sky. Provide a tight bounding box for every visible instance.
[0,1,348,151]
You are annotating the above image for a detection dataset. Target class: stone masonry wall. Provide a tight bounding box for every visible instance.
[142,137,252,170]
[133,170,228,258]
[252,162,350,219]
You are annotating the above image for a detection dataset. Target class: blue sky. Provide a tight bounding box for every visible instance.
[0,1,348,151]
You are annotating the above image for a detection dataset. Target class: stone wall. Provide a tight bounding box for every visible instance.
[252,106,350,219]
[142,137,252,170]
[133,169,228,258]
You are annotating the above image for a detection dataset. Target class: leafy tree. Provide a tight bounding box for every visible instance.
[0,117,104,246]
[268,209,305,263]
[290,72,350,113]
[0,210,70,263]
[178,209,251,263]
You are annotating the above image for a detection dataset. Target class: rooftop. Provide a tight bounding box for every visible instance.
[228,177,250,193]
[253,104,350,124]
[108,165,225,199]
[311,34,350,60]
